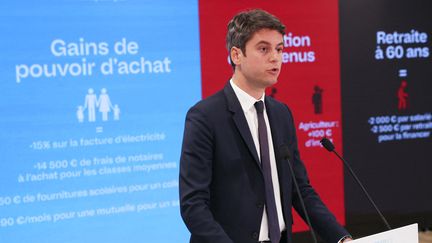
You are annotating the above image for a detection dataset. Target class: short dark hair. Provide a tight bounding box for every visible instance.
[226,9,285,69]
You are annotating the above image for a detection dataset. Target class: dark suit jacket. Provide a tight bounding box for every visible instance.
[180,83,348,243]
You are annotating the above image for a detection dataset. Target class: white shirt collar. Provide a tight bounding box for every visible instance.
[230,79,265,113]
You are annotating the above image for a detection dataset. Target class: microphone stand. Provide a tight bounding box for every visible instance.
[281,145,318,243]
[320,138,392,231]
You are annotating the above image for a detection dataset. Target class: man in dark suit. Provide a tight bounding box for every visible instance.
[179,9,352,243]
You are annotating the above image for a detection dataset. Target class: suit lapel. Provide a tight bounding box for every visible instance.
[266,97,294,210]
[265,96,287,177]
[224,83,261,166]
[265,97,283,156]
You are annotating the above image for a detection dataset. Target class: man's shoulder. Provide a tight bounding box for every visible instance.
[189,89,227,115]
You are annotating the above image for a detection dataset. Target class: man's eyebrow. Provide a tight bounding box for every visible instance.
[254,40,271,46]
[254,41,284,47]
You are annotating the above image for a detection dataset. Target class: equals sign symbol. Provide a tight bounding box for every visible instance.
[96,127,103,133]
[398,69,407,77]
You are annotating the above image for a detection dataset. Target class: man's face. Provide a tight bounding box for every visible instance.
[235,28,284,89]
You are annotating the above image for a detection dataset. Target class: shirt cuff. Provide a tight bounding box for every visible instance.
[338,235,352,243]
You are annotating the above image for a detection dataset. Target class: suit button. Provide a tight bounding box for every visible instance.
[256,202,264,208]
[251,231,259,239]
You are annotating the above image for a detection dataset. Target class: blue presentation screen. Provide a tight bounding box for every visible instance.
[0,1,201,242]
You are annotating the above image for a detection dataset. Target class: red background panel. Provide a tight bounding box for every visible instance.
[199,0,344,232]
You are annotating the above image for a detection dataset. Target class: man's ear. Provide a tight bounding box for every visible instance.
[230,47,242,66]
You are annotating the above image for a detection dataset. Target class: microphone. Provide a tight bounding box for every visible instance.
[280,145,318,243]
[320,137,392,230]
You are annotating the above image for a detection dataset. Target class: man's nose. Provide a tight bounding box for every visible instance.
[269,50,281,62]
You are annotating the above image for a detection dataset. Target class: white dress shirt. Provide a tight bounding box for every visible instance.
[230,79,286,241]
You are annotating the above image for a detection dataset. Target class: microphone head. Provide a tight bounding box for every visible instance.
[279,144,291,160]
[320,137,335,152]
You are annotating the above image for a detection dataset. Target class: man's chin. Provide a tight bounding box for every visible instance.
[266,79,278,87]
[249,76,279,89]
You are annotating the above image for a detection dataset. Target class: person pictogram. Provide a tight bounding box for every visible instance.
[76,106,84,123]
[397,80,408,110]
[269,87,277,98]
[113,104,120,120]
[84,88,98,122]
[312,85,323,114]
[98,88,113,121]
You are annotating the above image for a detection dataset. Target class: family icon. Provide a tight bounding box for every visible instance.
[77,88,120,122]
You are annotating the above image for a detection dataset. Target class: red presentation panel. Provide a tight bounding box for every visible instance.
[199,0,344,232]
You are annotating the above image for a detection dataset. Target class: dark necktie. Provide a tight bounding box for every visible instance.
[254,101,281,243]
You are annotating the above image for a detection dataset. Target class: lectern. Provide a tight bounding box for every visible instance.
[352,224,418,243]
